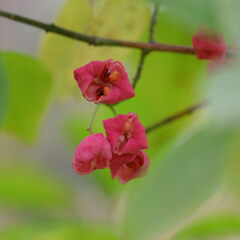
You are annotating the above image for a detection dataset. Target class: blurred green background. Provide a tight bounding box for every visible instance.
[0,0,240,239]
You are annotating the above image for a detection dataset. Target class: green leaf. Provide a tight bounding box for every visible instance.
[41,0,149,97]
[225,133,240,199]
[146,0,220,30]
[0,160,71,212]
[0,55,8,127]
[0,221,121,240]
[202,53,240,202]
[208,62,240,127]
[174,215,240,239]
[0,52,53,142]
[218,0,240,41]
[123,124,233,239]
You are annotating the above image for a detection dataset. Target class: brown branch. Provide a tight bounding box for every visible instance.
[0,9,195,54]
[132,3,160,89]
[146,101,207,133]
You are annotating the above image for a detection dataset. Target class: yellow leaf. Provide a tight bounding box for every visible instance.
[40,0,149,98]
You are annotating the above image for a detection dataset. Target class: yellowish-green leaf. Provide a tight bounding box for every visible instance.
[41,0,149,97]
[88,0,107,17]
[0,160,71,212]
[0,52,53,142]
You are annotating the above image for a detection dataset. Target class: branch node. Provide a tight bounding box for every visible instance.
[90,36,100,46]
[45,23,54,32]
[132,3,160,89]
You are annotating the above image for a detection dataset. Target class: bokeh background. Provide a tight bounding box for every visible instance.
[0,0,240,239]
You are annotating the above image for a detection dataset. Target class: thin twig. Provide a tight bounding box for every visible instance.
[0,9,195,54]
[132,3,160,89]
[87,104,100,134]
[132,50,148,89]
[108,105,117,117]
[149,2,160,43]
[146,101,207,133]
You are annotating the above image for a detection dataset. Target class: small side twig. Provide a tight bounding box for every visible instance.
[146,101,207,134]
[132,50,148,89]
[103,103,118,116]
[149,2,160,43]
[132,2,160,89]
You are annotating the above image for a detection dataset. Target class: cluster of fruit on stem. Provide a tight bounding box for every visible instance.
[0,7,229,183]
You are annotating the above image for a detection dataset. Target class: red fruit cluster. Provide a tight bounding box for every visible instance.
[73,113,149,184]
[73,60,149,183]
